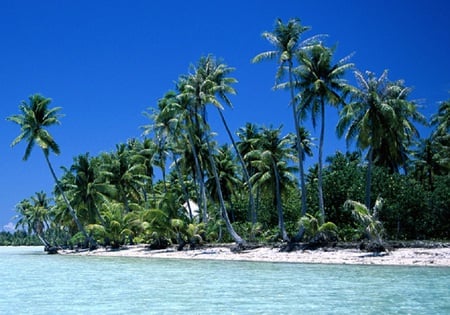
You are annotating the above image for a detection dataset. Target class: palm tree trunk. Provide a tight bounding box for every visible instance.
[288,65,308,213]
[206,139,244,245]
[32,225,51,248]
[290,64,309,242]
[43,151,96,247]
[186,129,208,223]
[217,109,256,226]
[365,148,373,209]
[317,99,326,225]
[271,158,289,242]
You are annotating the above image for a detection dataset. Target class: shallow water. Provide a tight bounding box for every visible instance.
[1,246,449,314]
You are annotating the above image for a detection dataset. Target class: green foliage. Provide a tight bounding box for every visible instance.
[345,198,384,244]
[297,213,319,240]
[70,232,87,247]
[322,152,365,229]
[232,221,265,241]
[170,218,206,248]
[85,201,134,248]
[429,176,450,239]
[0,231,42,246]
[318,221,338,234]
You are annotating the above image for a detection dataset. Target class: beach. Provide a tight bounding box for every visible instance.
[59,243,450,267]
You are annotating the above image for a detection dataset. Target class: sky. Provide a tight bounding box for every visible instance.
[1,0,449,231]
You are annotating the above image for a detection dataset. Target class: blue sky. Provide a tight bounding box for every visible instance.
[1,0,449,231]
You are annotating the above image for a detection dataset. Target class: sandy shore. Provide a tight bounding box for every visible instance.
[59,244,450,267]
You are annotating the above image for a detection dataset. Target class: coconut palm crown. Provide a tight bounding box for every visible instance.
[8,94,62,160]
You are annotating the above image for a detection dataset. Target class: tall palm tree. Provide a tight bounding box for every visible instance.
[253,18,321,220]
[338,70,426,206]
[180,55,245,245]
[206,57,257,228]
[246,126,297,241]
[7,94,95,247]
[175,88,210,223]
[370,80,426,173]
[144,91,198,218]
[337,70,392,208]
[296,44,353,223]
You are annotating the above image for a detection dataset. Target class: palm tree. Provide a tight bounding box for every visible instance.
[295,126,315,162]
[145,91,199,219]
[15,192,52,247]
[180,55,245,245]
[206,57,257,229]
[101,143,148,212]
[170,85,210,224]
[344,197,385,248]
[129,138,157,204]
[67,153,116,225]
[246,126,297,241]
[337,70,392,208]
[431,98,450,142]
[338,70,426,206]
[371,80,426,173]
[7,94,95,247]
[296,44,353,223]
[253,18,320,220]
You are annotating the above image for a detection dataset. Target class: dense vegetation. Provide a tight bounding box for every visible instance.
[3,18,449,249]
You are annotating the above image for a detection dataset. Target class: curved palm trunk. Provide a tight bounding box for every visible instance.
[271,158,289,242]
[317,99,326,225]
[206,140,244,245]
[43,152,96,247]
[217,109,256,226]
[32,224,51,248]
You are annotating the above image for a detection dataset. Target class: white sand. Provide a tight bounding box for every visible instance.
[59,244,450,267]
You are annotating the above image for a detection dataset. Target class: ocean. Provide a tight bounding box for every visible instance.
[1,246,449,314]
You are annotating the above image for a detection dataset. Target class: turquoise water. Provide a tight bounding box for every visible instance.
[1,247,449,314]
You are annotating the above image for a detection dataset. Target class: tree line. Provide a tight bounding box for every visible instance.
[3,18,449,249]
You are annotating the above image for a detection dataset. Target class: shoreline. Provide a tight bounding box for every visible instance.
[59,243,450,267]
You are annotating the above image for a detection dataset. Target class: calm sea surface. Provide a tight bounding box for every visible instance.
[1,246,449,314]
